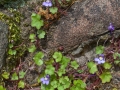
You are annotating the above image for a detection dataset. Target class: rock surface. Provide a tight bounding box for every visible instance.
[0,21,8,69]
[46,0,120,53]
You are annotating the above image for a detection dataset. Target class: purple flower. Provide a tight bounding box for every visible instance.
[40,75,50,85]
[108,23,115,31]
[42,0,52,7]
[94,54,105,64]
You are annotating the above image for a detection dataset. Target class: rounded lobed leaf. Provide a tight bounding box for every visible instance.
[103,62,112,69]
[28,45,36,53]
[53,52,62,62]
[31,13,44,29]
[87,61,98,74]
[95,45,104,54]
[49,7,58,14]
[99,72,112,83]
[18,80,25,88]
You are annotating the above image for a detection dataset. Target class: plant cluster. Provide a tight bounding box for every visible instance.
[28,1,119,89]
[0,0,120,90]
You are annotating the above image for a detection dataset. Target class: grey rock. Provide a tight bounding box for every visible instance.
[74,47,96,65]
[46,0,120,53]
[0,21,8,68]
[84,48,96,60]
[75,56,87,66]
[72,47,83,56]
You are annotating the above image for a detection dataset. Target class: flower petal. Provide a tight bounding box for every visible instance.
[40,78,45,82]
[42,81,46,84]
[101,60,105,63]
[45,80,49,85]
[48,3,52,7]
[94,58,99,62]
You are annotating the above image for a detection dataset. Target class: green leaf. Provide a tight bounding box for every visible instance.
[114,60,120,64]
[51,80,58,88]
[87,62,98,74]
[49,7,58,14]
[70,61,79,69]
[11,72,18,80]
[29,33,36,42]
[28,45,36,53]
[59,76,71,89]
[70,86,79,90]
[18,80,25,88]
[113,52,120,59]
[57,84,64,90]
[33,52,44,66]
[8,49,16,55]
[2,72,10,79]
[19,71,26,79]
[45,65,55,75]
[53,52,62,62]
[9,43,13,48]
[31,13,44,29]
[33,52,44,59]
[37,30,46,39]
[95,45,104,54]
[103,62,112,69]
[0,85,6,90]
[99,72,112,83]
[34,59,43,66]
[60,56,70,67]
[57,67,66,76]
[72,80,86,90]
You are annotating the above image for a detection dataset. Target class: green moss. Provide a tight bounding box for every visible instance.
[0,9,27,70]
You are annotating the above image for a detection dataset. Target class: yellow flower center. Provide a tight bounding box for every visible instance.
[99,57,103,60]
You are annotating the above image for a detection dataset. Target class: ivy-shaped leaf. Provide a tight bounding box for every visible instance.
[57,67,66,76]
[99,72,112,83]
[31,13,44,29]
[60,56,70,68]
[2,72,10,79]
[18,80,25,88]
[37,30,46,39]
[49,7,58,14]
[95,45,104,54]
[9,43,13,48]
[87,62,98,74]
[11,72,18,80]
[103,62,112,69]
[59,76,71,89]
[19,71,26,79]
[29,33,36,42]
[70,61,79,69]
[33,52,44,66]
[51,80,58,89]
[114,60,120,64]
[70,80,86,90]
[8,49,16,55]
[45,65,55,75]
[28,45,36,53]
[53,52,62,62]
[113,52,120,59]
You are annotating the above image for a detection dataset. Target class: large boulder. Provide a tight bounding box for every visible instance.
[46,0,120,52]
[0,21,8,68]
